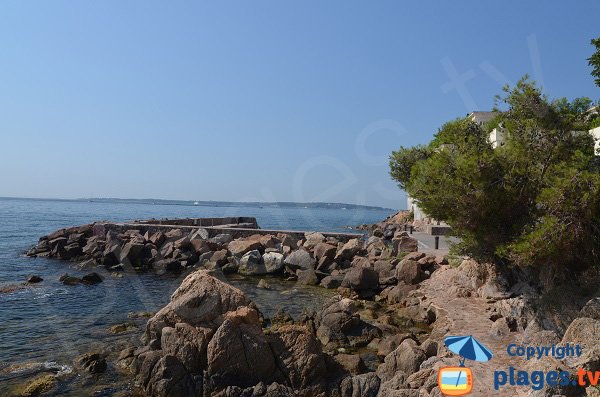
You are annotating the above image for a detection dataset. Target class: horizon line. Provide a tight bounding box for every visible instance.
[0,195,400,212]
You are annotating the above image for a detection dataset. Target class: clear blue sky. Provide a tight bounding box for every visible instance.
[1,1,598,209]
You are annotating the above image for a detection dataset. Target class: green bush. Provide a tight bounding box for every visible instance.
[390,78,600,270]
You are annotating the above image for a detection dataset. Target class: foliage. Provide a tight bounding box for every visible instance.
[396,251,410,260]
[589,37,600,87]
[590,115,600,130]
[389,145,431,190]
[389,77,600,269]
[446,254,464,268]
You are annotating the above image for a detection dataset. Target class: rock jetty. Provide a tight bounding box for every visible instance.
[25,214,599,396]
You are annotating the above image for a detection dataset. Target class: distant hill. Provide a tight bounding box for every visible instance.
[76,198,395,211]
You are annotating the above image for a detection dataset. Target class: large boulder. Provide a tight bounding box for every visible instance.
[377,339,426,382]
[262,252,284,274]
[392,236,418,255]
[562,317,600,371]
[340,373,380,397]
[395,259,423,285]
[378,283,418,304]
[334,354,366,375]
[284,249,316,270]
[267,325,327,390]
[228,239,262,258]
[376,333,416,360]
[316,297,381,348]
[207,307,277,388]
[81,272,103,285]
[366,237,392,260]
[314,243,337,261]
[208,249,229,267]
[320,275,344,289]
[160,323,213,373]
[238,250,267,275]
[341,267,379,292]
[335,239,363,261]
[297,269,319,286]
[82,236,103,256]
[145,270,252,342]
[148,232,166,247]
[580,298,600,320]
[373,260,395,281]
[77,352,107,374]
[304,232,326,249]
[146,355,196,397]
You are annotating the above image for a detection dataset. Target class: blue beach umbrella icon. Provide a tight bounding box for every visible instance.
[443,335,493,389]
[444,335,493,363]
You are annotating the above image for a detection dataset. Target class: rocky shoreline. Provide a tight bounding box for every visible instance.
[20,215,600,396]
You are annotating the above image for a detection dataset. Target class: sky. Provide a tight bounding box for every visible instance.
[0,1,598,209]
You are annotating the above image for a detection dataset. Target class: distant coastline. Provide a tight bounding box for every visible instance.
[0,196,396,212]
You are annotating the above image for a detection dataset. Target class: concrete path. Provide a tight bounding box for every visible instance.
[420,267,533,396]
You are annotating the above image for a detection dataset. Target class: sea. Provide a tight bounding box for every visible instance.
[0,197,394,395]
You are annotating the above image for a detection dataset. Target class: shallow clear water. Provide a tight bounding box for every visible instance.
[0,197,393,395]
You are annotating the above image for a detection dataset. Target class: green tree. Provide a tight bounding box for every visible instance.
[589,37,600,87]
[390,78,600,269]
[389,145,431,190]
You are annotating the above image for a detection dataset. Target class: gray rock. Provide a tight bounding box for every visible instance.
[120,242,144,265]
[373,260,395,280]
[27,275,43,283]
[284,249,316,270]
[377,339,426,382]
[228,239,262,258]
[580,298,600,320]
[59,273,81,285]
[395,259,423,285]
[81,272,103,285]
[262,252,284,273]
[340,372,380,397]
[341,267,379,291]
[297,269,319,286]
[209,233,233,246]
[238,250,267,275]
[335,239,363,261]
[207,308,277,388]
[146,355,195,397]
[317,297,381,348]
[208,249,229,267]
[144,270,252,342]
[267,324,327,390]
[77,352,107,374]
[392,236,418,255]
[320,275,343,289]
[161,323,211,373]
[334,354,366,375]
[314,243,337,261]
[304,232,326,249]
[376,333,415,360]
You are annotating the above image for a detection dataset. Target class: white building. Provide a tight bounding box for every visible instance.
[407,195,427,221]
[592,127,600,153]
[407,109,600,220]
[468,111,506,148]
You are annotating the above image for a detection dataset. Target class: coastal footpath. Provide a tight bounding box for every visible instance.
[22,215,600,396]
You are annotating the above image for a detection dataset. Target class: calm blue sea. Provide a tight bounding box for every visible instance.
[0,197,392,393]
